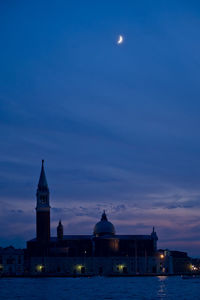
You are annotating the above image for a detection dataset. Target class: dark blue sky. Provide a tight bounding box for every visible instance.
[1,0,200,256]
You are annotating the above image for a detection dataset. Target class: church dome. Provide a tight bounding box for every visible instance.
[93,211,115,236]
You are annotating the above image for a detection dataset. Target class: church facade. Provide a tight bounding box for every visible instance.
[27,161,159,275]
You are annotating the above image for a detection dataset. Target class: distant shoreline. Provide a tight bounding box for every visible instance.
[1,273,199,278]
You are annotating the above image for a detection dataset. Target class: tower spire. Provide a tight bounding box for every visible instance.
[151,226,158,252]
[57,220,64,240]
[36,160,50,243]
[38,159,48,190]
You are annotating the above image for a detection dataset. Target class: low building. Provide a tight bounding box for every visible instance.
[191,258,200,273]
[170,251,191,274]
[0,246,24,275]
[157,249,192,274]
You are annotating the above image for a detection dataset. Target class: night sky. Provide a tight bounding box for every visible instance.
[1,0,200,256]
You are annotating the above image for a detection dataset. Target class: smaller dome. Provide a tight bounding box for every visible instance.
[93,211,115,236]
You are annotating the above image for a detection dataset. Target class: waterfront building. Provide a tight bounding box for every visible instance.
[157,249,191,274]
[27,161,159,275]
[0,246,24,275]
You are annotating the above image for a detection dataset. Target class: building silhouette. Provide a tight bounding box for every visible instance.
[27,161,160,275]
[0,161,193,276]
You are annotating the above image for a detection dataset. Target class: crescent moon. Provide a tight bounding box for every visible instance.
[117,35,123,44]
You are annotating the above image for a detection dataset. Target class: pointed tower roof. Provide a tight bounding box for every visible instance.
[101,210,108,221]
[57,220,63,228]
[57,219,64,240]
[151,226,158,241]
[38,160,48,190]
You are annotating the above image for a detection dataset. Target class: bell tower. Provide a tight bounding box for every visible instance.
[36,160,50,243]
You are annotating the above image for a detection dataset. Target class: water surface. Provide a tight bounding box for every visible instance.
[0,276,199,300]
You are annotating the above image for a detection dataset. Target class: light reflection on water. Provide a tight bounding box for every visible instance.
[0,276,200,300]
[157,276,167,299]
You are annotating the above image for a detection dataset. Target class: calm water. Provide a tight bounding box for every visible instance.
[0,276,199,300]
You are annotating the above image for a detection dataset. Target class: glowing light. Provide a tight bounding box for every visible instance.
[0,264,3,270]
[117,264,125,271]
[36,264,44,272]
[160,254,164,259]
[191,265,198,271]
[76,265,83,271]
